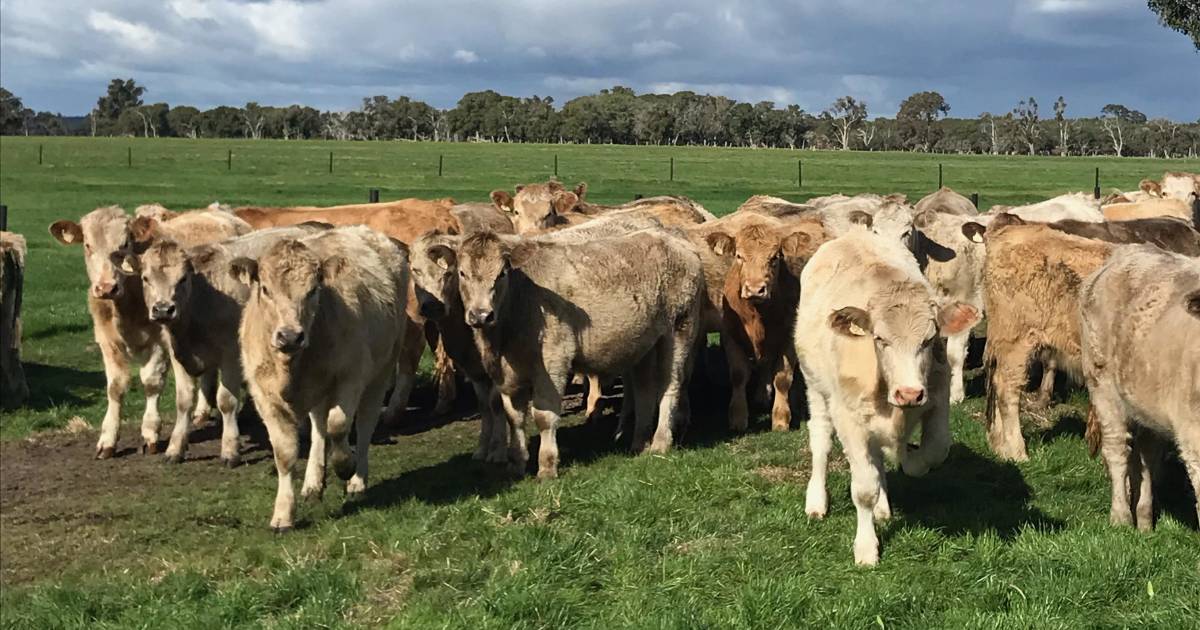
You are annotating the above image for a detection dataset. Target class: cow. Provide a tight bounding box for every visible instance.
[796,229,976,565]
[986,192,1103,223]
[451,202,515,234]
[489,181,588,233]
[914,186,978,216]
[49,206,250,459]
[232,226,409,531]
[231,198,458,419]
[703,214,829,432]
[1102,198,1193,223]
[910,210,987,404]
[455,229,705,478]
[1079,245,1200,530]
[123,224,328,466]
[1160,171,1199,204]
[821,198,915,243]
[735,195,817,219]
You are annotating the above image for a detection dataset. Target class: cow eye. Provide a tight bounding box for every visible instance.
[459,270,466,278]
[874,335,890,347]
[261,285,270,297]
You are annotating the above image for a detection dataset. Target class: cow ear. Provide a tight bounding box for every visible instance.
[551,191,578,215]
[848,211,873,228]
[961,222,987,244]
[829,307,871,337]
[491,190,514,212]
[1185,290,1200,319]
[937,302,980,336]
[913,210,937,229]
[547,180,564,193]
[428,244,457,270]
[188,245,219,271]
[507,242,536,269]
[780,230,813,258]
[49,220,84,246]
[990,212,1025,230]
[320,256,349,283]
[229,257,259,286]
[574,182,588,199]
[705,232,735,257]
[130,215,159,246]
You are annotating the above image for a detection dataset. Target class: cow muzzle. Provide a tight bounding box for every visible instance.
[273,328,307,354]
[150,301,177,323]
[892,386,927,408]
[92,282,121,300]
[466,308,496,328]
[741,282,770,302]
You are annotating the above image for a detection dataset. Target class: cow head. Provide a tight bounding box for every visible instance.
[49,206,150,300]
[127,238,204,324]
[456,232,535,329]
[229,239,345,355]
[490,181,580,234]
[410,231,461,321]
[829,290,978,408]
[706,222,823,303]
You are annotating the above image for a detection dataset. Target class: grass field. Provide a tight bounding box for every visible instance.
[1,137,1198,628]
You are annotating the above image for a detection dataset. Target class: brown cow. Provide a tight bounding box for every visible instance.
[233,226,409,531]
[704,214,828,432]
[232,198,458,419]
[49,206,250,459]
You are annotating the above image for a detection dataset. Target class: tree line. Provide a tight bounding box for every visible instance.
[2,80,1198,158]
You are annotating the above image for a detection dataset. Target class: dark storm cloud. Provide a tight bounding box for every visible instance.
[1,0,1196,118]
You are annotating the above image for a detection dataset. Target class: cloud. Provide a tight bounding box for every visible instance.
[87,10,161,54]
[0,0,1196,120]
[452,49,480,64]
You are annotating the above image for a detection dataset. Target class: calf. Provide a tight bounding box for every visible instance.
[126,225,327,465]
[490,181,587,233]
[1080,246,1200,529]
[914,186,978,216]
[1102,198,1192,222]
[49,207,249,459]
[704,215,828,431]
[456,230,705,478]
[233,226,409,530]
[986,192,1103,223]
[796,230,975,565]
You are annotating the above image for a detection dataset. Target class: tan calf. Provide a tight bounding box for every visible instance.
[914,186,978,216]
[233,226,409,530]
[1101,198,1192,222]
[49,207,249,459]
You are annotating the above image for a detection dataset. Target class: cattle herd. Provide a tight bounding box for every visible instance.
[46,171,1200,565]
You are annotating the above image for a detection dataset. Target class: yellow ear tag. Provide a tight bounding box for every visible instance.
[121,259,135,274]
[849,322,868,337]
[62,232,75,243]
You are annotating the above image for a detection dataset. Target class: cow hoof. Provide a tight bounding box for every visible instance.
[163,453,184,465]
[301,487,324,502]
[221,454,241,469]
[330,451,355,481]
[142,441,159,455]
[485,450,509,465]
[471,448,486,461]
[96,446,115,460]
[272,525,293,535]
[433,401,453,416]
[345,477,366,496]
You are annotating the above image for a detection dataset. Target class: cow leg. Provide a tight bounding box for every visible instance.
[431,328,457,416]
[301,408,328,501]
[585,374,604,422]
[987,346,1031,462]
[140,343,171,455]
[648,333,688,454]
[724,338,751,432]
[500,390,532,476]
[805,390,833,519]
[530,369,567,480]
[946,330,969,405]
[383,321,423,421]
[473,380,509,464]
[192,370,218,427]
[1033,353,1057,408]
[163,356,195,464]
[902,406,952,477]
[1092,382,1133,527]
[872,446,891,522]
[347,375,390,496]
[770,353,793,432]
[614,371,636,442]
[834,409,883,566]
[96,343,131,459]
[260,402,300,531]
[1132,430,1159,532]
[325,387,362,485]
[1179,441,1200,529]
[216,360,243,467]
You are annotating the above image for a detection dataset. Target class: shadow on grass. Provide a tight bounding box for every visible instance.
[887,444,1065,540]
[9,361,105,411]
[25,322,92,341]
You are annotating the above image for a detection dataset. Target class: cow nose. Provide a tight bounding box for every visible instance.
[893,387,926,407]
[93,282,119,299]
[151,302,177,322]
[742,283,769,300]
[273,328,306,353]
[467,308,495,328]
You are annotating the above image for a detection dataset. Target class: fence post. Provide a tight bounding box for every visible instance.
[369,189,380,203]
[938,163,943,189]
[439,155,444,177]
[970,192,979,209]
[1094,167,1101,199]
[329,151,333,174]
[0,205,7,231]
[798,159,803,188]
[227,149,232,171]
[38,144,43,166]
[128,146,132,168]
[670,157,674,182]
[554,154,559,177]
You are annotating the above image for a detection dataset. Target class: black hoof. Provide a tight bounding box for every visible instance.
[272,525,292,534]
[96,446,115,460]
[221,455,241,469]
[142,441,159,455]
[163,454,184,464]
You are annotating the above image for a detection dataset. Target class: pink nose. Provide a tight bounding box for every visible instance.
[742,283,769,300]
[92,282,119,299]
[893,387,926,407]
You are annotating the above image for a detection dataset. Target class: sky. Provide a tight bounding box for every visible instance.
[1,0,1197,119]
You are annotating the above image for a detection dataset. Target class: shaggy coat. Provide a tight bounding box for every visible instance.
[235,226,409,530]
[1080,246,1200,530]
